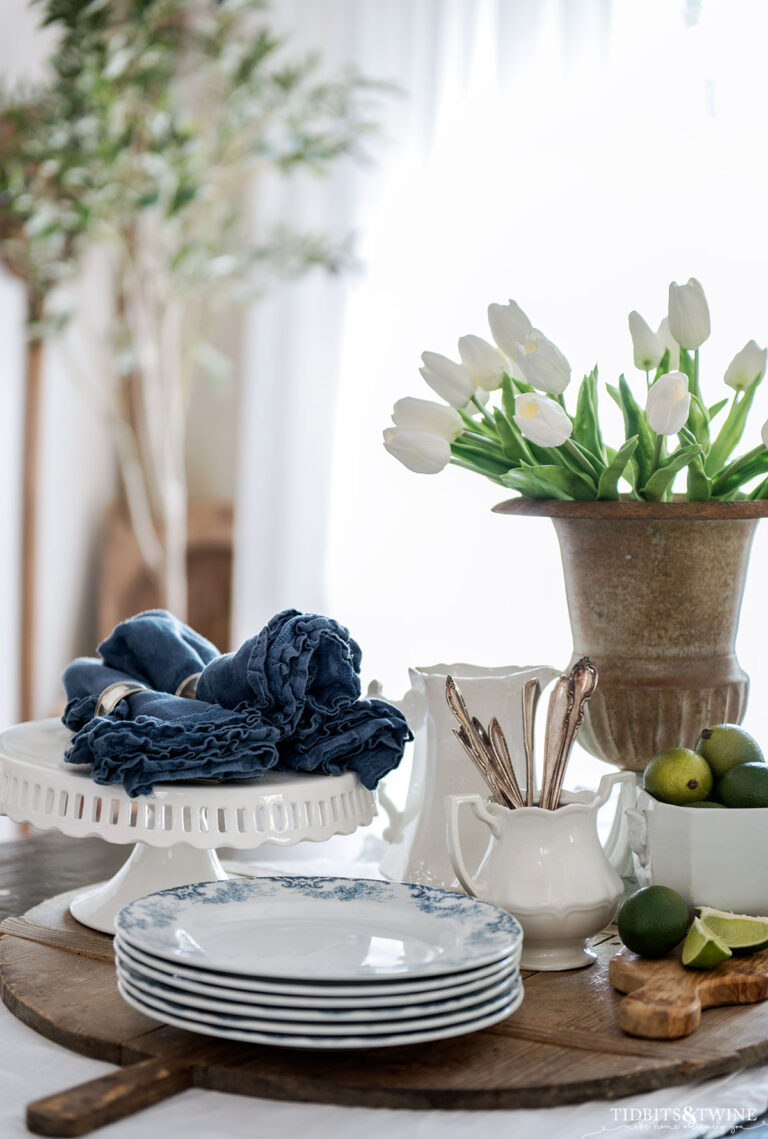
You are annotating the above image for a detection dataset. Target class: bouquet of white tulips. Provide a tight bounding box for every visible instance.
[384,279,768,502]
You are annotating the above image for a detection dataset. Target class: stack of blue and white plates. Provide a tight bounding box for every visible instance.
[114,877,524,1050]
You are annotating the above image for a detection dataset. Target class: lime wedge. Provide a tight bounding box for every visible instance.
[697,906,768,952]
[682,917,732,968]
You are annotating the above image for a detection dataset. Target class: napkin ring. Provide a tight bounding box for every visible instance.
[175,672,201,699]
[94,681,149,718]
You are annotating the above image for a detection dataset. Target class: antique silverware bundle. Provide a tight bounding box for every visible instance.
[445,657,598,811]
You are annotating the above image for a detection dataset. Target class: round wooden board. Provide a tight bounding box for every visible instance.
[3,892,768,1134]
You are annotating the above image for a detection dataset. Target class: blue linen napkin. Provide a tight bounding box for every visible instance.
[277,697,412,790]
[196,609,363,733]
[98,609,220,693]
[61,608,409,797]
[62,658,280,798]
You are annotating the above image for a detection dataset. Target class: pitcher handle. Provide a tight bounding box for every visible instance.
[595,771,638,873]
[367,680,425,843]
[445,793,501,900]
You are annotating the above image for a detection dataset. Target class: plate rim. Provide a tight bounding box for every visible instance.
[117,975,524,1050]
[115,949,519,1023]
[114,932,520,999]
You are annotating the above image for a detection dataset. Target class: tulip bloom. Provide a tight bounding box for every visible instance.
[656,316,680,371]
[383,427,452,474]
[487,299,532,357]
[392,397,463,440]
[419,351,475,408]
[513,393,573,447]
[667,278,711,349]
[646,371,691,435]
[763,419,768,450]
[628,311,663,371]
[724,340,767,393]
[513,330,571,395]
[458,334,507,390]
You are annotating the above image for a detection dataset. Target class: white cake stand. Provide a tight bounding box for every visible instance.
[0,719,377,933]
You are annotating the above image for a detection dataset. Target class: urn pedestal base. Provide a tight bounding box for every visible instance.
[493,498,768,772]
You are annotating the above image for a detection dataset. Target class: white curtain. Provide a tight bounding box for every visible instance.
[235,0,768,784]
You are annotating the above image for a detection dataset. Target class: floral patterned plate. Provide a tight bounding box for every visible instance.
[115,877,523,981]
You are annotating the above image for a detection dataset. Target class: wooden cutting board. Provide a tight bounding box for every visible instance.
[610,945,768,1039]
[7,891,768,1136]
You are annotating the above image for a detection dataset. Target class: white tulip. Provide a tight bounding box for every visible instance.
[458,334,507,391]
[513,330,571,395]
[382,427,452,474]
[667,278,711,349]
[513,393,573,447]
[392,397,463,440]
[763,418,768,450]
[656,317,680,371]
[487,299,532,357]
[628,311,664,371]
[724,340,767,393]
[646,371,691,435]
[419,351,475,408]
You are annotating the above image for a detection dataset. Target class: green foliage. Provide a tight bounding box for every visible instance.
[1,0,383,334]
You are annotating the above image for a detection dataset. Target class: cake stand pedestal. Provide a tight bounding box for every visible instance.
[0,720,377,933]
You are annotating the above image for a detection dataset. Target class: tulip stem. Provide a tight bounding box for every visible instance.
[471,395,496,426]
[693,349,701,400]
[563,439,599,480]
[450,457,506,485]
[645,370,651,390]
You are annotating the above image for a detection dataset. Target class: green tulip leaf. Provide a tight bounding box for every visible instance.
[685,393,711,452]
[711,445,768,497]
[708,397,728,420]
[686,453,712,501]
[503,463,595,501]
[597,436,638,500]
[450,439,511,476]
[501,375,518,425]
[706,376,763,476]
[748,475,768,500]
[492,408,532,465]
[572,367,605,462]
[641,444,703,501]
[618,374,656,490]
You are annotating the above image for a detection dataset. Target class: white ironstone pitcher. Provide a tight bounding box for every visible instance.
[446,770,635,970]
[372,663,559,890]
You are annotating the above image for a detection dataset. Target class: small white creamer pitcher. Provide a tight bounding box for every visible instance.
[446,770,635,970]
[373,663,559,890]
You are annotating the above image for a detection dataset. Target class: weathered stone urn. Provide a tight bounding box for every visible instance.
[492,498,768,772]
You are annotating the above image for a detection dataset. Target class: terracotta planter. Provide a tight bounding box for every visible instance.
[493,499,768,772]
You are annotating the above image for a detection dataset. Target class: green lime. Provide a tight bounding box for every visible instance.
[682,800,727,808]
[617,886,690,957]
[697,906,768,952]
[696,723,764,779]
[681,916,732,968]
[716,762,768,808]
[643,748,714,805]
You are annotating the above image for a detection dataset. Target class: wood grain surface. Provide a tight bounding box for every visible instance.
[5,892,768,1136]
[609,944,768,1039]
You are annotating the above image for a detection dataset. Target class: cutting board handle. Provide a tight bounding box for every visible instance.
[26,1054,194,1137]
[616,982,702,1039]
